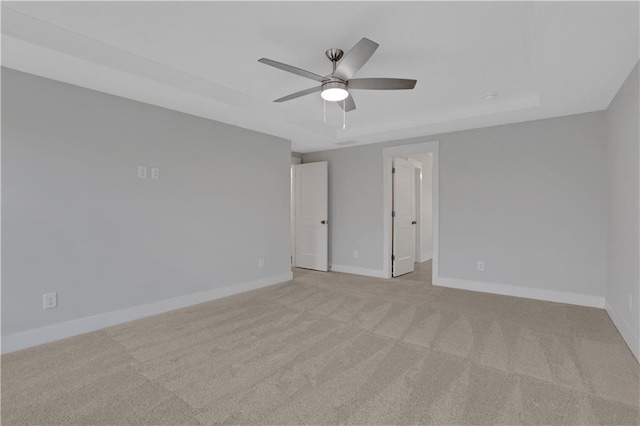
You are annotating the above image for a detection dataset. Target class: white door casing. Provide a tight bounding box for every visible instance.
[290,166,295,266]
[290,157,302,266]
[392,158,416,277]
[294,161,328,271]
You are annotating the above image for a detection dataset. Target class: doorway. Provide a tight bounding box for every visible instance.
[291,160,329,272]
[382,141,439,281]
[390,154,433,279]
[410,153,434,264]
[391,157,417,276]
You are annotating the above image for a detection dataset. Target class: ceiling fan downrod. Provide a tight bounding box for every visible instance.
[325,48,347,129]
[325,48,344,73]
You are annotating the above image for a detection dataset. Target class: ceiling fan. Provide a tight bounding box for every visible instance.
[258,38,417,112]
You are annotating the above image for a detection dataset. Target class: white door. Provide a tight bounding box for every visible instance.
[392,158,416,277]
[294,161,328,271]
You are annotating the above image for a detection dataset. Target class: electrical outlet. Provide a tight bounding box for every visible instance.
[137,166,147,179]
[477,261,485,272]
[353,250,359,259]
[258,258,265,269]
[43,292,57,309]
[151,168,160,179]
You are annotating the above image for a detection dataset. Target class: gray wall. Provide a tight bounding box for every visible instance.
[304,111,608,297]
[605,61,639,357]
[2,68,292,336]
[305,144,385,271]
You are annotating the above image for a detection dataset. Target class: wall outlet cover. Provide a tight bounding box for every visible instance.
[43,292,57,309]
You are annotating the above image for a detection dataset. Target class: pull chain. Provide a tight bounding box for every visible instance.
[323,99,326,122]
[342,99,346,130]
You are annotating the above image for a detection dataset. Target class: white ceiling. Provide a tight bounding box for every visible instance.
[2,1,638,153]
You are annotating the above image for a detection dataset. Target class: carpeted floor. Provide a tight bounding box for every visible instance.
[2,268,639,425]
[399,259,433,283]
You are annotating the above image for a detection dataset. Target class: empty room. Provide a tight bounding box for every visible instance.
[1,1,639,425]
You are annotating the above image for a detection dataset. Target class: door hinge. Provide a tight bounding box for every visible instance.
[391,255,396,261]
[392,211,396,218]
[392,167,396,174]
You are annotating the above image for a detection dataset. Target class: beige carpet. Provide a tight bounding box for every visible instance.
[399,259,433,283]
[2,268,639,425]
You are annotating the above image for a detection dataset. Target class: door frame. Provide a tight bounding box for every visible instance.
[382,141,439,280]
[290,157,302,267]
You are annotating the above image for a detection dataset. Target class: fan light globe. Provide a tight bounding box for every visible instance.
[321,87,349,102]
[321,81,349,102]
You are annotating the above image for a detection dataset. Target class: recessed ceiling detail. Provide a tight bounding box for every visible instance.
[1,2,638,152]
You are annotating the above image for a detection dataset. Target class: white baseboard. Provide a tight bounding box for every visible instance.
[419,252,433,263]
[1,272,293,355]
[329,264,387,279]
[605,299,640,363]
[434,276,606,309]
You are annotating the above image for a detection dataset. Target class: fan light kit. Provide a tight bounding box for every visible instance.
[259,38,417,129]
[321,82,349,102]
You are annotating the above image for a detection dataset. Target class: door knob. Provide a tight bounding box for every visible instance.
[321,220,327,224]
[412,221,417,225]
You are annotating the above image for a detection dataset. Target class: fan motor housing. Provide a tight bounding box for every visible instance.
[322,80,348,92]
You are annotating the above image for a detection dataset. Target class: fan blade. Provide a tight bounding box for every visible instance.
[333,38,379,81]
[337,94,356,112]
[273,86,321,103]
[348,78,417,90]
[258,58,325,82]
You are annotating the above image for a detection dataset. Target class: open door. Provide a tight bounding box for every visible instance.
[294,161,328,271]
[392,158,416,277]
